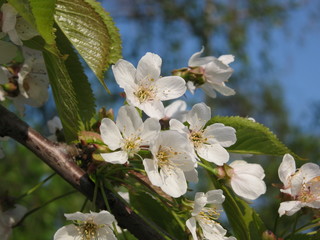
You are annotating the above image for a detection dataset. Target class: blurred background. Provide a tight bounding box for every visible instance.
[1,0,320,239]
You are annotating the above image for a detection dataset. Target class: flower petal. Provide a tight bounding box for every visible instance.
[100,118,122,150]
[140,100,165,119]
[278,201,302,217]
[204,123,236,147]
[160,167,187,197]
[278,154,296,186]
[197,144,229,166]
[205,189,225,205]
[188,47,216,66]
[53,224,79,240]
[164,100,187,120]
[136,52,162,82]
[101,151,128,164]
[187,103,211,131]
[155,76,186,100]
[112,59,136,89]
[186,217,198,240]
[218,55,235,65]
[143,158,162,187]
[139,118,160,144]
[93,210,115,225]
[116,105,142,137]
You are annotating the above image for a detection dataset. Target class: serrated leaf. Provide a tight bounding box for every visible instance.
[206,164,266,240]
[29,0,56,45]
[55,26,96,130]
[54,0,122,91]
[206,116,302,160]
[42,49,80,142]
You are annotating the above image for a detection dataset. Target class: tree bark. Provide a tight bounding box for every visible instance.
[0,104,168,240]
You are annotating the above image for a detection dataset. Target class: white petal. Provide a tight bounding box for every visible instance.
[97,226,117,240]
[278,154,296,186]
[197,144,229,166]
[101,151,128,164]
[184,169,199,183]
[230,160,265,179]
[93,210,115,225]
[193,192,207,214]
[188,47,216,67]
[155,76,186,100]
[143,158,162,187]
[53,225,79,240]
[47,116,63,134]
[160,167,187,198]
[15,17,38,40]
[278,201,303,217]
[64,212,88,221]
[164,100,187,119]
[205,189,225,205]
[187,103,211,131]
[136,52,161,82]
[116,105,142,137]
[139,118,160,144]
[187,81,196,94]
[200,83,217,98]
[211,83,236,96]
[204,123,236,147]
[169,119,189,135]
[300,163,320,183]
[112,59,136,89]
[140,100,165,119]
[186,217,198,240]
[231,174,266,200]
[205,60,233,83]
[218,55,235,65]
[100,118,122,150]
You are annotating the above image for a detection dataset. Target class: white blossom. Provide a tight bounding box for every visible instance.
[186,189,236,240]
[143,130,197,198]
[0,204,27,240]
[0,48,49,114]
[188,47,235,98]
[228,160,266,201]
[163,100,188,122]
[47,116,63,141]
[1,3,38,45]
[100,105,160,164]
[53,211,117,240]
[170,102,236,165]
[278,154,320,216]
[112,52,186,118]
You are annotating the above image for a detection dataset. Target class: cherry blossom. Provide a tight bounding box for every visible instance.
[186,189,236,240]
[278,154,320,216]
[100,105,160,164]
[170,102,236,165]
[187,47,235,98]
[112,52,186,118]
[53,211,117,240]
[0,3,38,45]
[228,160,266,201]
[143,130,197,198]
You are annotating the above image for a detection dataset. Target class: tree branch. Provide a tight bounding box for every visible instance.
[0,104,168,240]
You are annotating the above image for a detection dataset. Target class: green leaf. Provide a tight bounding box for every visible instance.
[42,49,80,142]
[54,0,122,91]
[206,116,302,160]
[205,163,266,240]
[29,0,56,45]
[130,191,185,240]
[288,232,320,240]
[55,26,96,130]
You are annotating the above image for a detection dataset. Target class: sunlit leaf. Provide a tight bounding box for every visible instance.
[54,0,122,91]
[206,116,302,160]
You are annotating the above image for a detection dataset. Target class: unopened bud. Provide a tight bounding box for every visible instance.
[172,66,206,87]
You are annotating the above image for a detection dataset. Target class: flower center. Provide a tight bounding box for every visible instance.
[190,130,207,148]
[77,219,100,240]
[134,86,154,103]
[156,146,179,169]
[197,207,220,224]
[122,137,141,157]
[297,176,320,203]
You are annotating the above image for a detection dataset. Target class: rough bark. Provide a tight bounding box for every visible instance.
[0,104,168,240]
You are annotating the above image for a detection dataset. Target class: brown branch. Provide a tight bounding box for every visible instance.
[0,104,168,240]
